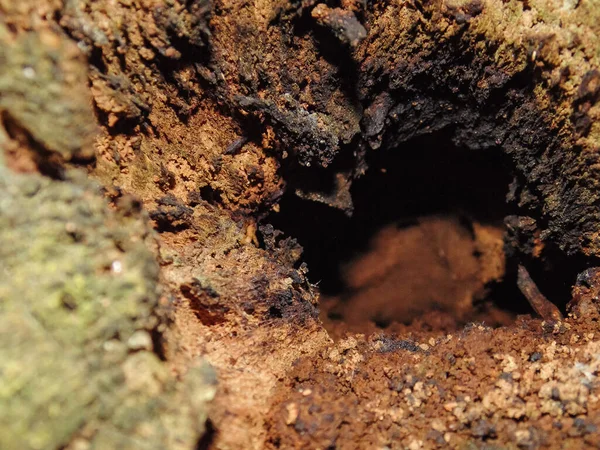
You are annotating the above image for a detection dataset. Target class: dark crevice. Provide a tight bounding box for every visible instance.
[266,129,544,330]
[1,112,67,179]
[272,129,512,289]
[196,420,216,450]
[518,245,600,316]
[150,327,167,361]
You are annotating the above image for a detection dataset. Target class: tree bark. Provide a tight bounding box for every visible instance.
[2,0,600,449]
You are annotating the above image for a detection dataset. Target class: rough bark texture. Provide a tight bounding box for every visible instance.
[0,167,216,450]
[2,0,600,449]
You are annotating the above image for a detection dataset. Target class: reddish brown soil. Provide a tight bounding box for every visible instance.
[321,215,508,332]
[266,317,600,449]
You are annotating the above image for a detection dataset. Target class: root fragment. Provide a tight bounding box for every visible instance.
[517,264,563,321]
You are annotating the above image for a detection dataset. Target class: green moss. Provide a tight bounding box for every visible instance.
[0,25,96,160]
[0,167,215,450]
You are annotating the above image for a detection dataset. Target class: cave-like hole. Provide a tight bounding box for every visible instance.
[268,130,537,334]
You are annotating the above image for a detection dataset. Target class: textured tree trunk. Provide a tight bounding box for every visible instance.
[2,0,600,449]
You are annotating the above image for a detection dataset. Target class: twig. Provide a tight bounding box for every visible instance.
[517,264,563,321]
[224,136,248,155]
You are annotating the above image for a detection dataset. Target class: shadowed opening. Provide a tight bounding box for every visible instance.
[267,130,540,333]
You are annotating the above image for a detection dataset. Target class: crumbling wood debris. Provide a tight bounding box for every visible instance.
[517,264,564,322]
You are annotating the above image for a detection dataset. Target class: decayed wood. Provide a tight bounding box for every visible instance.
[517,264,564,322]
[2,0,600,449]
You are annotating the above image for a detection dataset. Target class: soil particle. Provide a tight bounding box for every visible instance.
[311,4,367,47]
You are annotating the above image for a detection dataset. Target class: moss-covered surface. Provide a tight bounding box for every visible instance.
[0,166,216,450]
[0,22,96,161]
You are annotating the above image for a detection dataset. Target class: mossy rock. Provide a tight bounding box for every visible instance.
[0,167,215,450]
